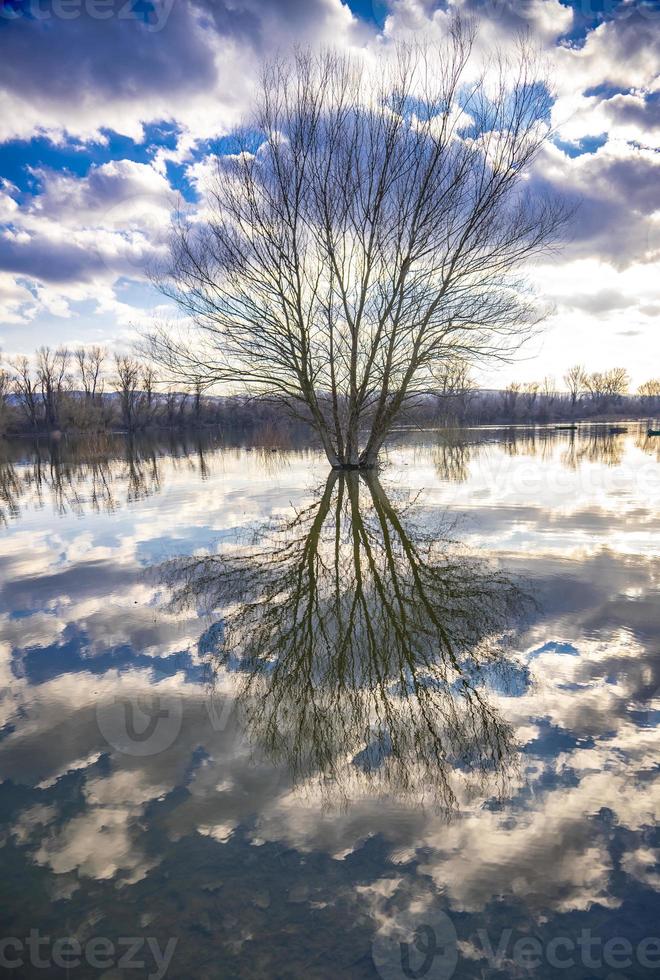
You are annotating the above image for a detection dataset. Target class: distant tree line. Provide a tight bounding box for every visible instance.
[0,346,301,437]
[425,363,660,427]
[0,348,657,437]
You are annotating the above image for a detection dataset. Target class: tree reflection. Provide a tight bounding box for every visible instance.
[162,472,530,809]
[560,428,626,469]
[0,429,289,519]
[433,431,472,482]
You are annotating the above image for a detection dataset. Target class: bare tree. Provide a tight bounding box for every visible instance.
[147,25,568,468]
[501,381,522,419]
[564,364,585,413]
[36,346,71,429]
[604,367,630,399]
[639,379,660,414]
[140,363,158,423]
[0,367,11,434]
[177,390,189,424]
[189,375,213,424]
[163,387,185,427]
[432,356,474,395]
[113,355,142,430]
[431,356,475,423]
[72,346,108,429]
[584,367,629,411]
[8,355,40,430]
[521,381,540,414]
[75,346,106,401]
[540,375,557,417]
[582,372,605,406]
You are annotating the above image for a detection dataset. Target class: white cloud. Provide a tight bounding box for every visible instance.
[0,0,658,381]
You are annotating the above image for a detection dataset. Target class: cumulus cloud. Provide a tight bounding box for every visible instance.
[0,0,373,342]
[0,0,658,375]
[383,0,573,46]
[0,0,370,145]
[0,4,227,144]
[528,140,660,268]
[0,159,174,283]
[0,272,38,323]
[555,9,660,95]
[0,158,182,333]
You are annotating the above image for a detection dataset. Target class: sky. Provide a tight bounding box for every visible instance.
[0,0,658,389]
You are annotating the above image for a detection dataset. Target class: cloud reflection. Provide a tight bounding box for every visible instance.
[0,428,659,975]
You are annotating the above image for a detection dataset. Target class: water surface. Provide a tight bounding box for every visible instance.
[1,424,659,978]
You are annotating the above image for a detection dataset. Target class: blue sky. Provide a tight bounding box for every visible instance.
[0,0,659,387]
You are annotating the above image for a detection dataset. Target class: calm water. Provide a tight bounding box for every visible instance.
[1,424,659,979]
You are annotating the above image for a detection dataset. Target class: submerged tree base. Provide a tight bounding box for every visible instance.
[331,462,377,471]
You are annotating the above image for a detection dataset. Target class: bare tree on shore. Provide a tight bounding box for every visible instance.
[583,367,629,411]
[564,365,585,412]
[146,23,568,468]
[431,356,476,423]
[0,368,11,435]
[9,355,40,429]
[501,382,522,418]
[36,346,71,430]
[75,346,106,402]
[521,381,540,414]
[638,379,660,415]
[114,355,143,430]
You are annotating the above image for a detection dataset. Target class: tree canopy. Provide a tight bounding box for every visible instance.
[148,21,568,467]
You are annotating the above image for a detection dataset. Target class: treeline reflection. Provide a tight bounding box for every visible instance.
[423,423,652,481]
[161,473,532,808]
[0,423,655,523]
[0,428,309,523]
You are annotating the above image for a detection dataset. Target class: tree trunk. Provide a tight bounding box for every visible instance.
[341,414,360,468]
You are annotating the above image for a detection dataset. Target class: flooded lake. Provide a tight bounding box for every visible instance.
[1,423,659,978]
